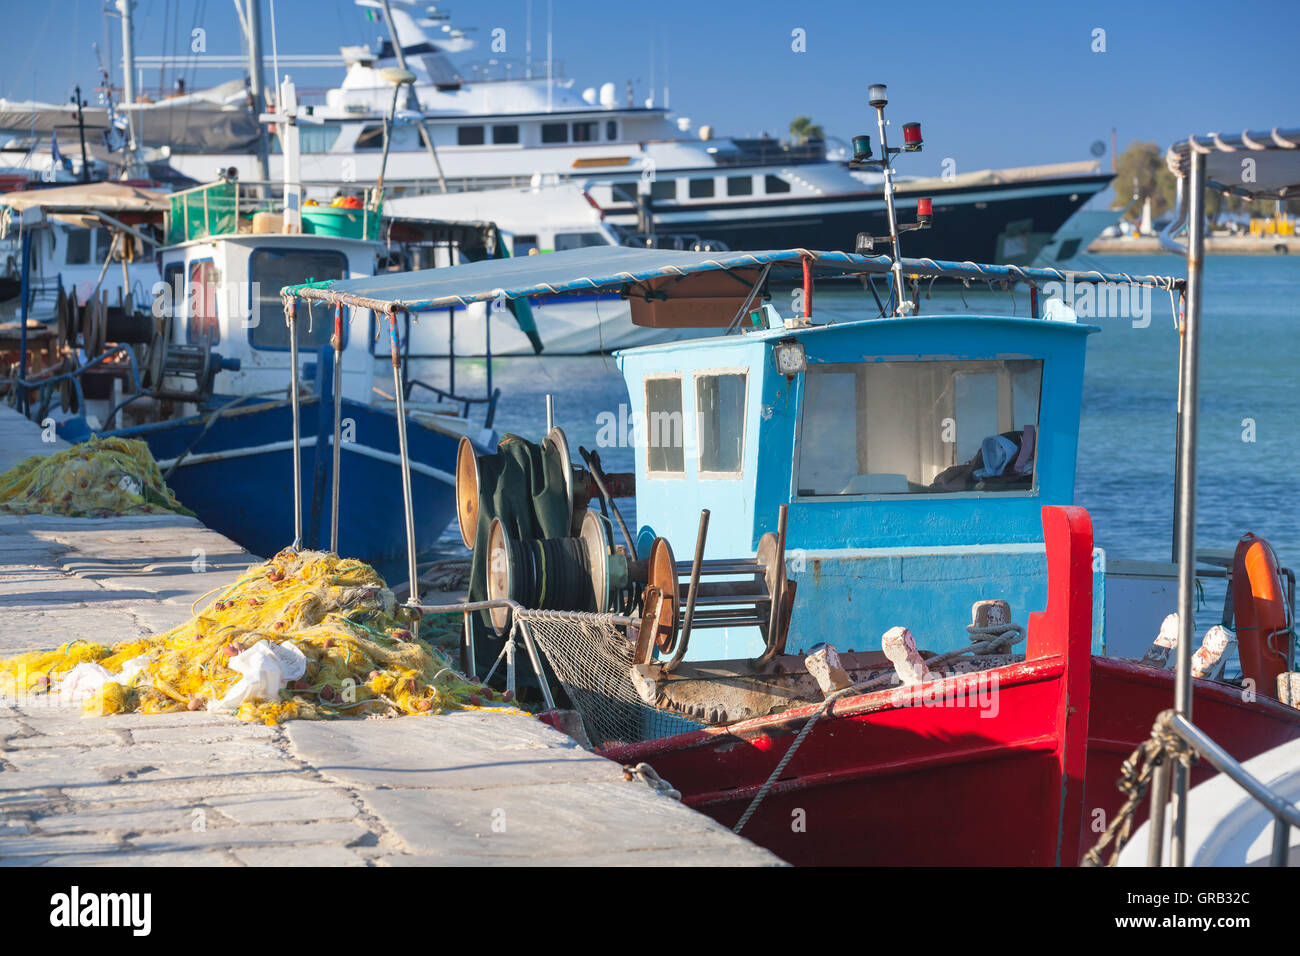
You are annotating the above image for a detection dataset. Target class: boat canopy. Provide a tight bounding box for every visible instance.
[281,245,1185,316]
[0,182,168,216]
[1165,127,1300,199]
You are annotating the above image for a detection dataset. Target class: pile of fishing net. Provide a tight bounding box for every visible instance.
[0,435,192,518]
[0,549,520,724]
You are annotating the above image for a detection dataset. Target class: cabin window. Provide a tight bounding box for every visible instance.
[355,125,385,150]
[542,123,568,144]
[610,182,637,203]
[64,227,91,265]
[651,179,677,201]
[764,174,791,194]
[688,178,716,199]
[572,121,598,142]
[727,176,754,197]
[186,259,221,345]
[554,231,608,251]
[511,234,539,256]
[606,120,618,140]
[94,227,114,259]
[695,372,747,476]
[796,359,1043,496]
[492,124,520,144]
[248,248,348,350]
[644,376,685,475]
[457,125,485,146]
[295,124,342,153]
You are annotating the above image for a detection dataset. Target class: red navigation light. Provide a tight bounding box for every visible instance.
[902,122,923,150]
[916,198,933,224]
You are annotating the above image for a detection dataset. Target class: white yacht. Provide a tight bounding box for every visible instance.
[148,1,1112,265]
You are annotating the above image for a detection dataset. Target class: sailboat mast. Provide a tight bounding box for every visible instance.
[116,0,138,156]
[244,0,272,183]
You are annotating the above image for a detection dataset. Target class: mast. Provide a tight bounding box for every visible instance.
[116,0,138,156]
[242,0,273,184]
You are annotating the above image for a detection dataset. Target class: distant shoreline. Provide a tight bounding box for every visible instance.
[1088,236,1296,255]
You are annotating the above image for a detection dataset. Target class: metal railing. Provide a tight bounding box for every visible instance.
[1148,709,1300,867]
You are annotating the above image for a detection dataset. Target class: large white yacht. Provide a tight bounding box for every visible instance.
[149,1,1112,264]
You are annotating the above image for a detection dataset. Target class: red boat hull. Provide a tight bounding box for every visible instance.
[605,507,1300,866]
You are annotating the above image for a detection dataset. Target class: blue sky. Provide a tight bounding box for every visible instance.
[4,0,1295,174]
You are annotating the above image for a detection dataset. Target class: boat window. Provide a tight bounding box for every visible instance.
[650,179,677,201]
[457,125,485,146]
[248,248,348,350]
[64,227,91,265]
[511,234,539,256]
[644,376,685,475]
[554,231,608,251]
[296,124,342,154]
[727,176,754,197]
[688,178,716,199]
[355,124,385,150]
[764,174,791,194]
[696,372,747,476]
[186,259,221,345]
[572,121,598,142]
[94,227,114,260]
[542,122,568,144]
[605,120,618,141]
[796,359,1043,496]
[610,182,637,203]
[492,124,519,144]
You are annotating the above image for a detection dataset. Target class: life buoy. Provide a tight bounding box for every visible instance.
[1232,533,1291,695]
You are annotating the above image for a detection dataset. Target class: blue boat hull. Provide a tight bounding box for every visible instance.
[106,397,463,582]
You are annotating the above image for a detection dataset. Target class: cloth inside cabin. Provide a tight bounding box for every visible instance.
[930,427,1035,492]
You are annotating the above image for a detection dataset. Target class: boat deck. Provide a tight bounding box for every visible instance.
[0,405,779,866]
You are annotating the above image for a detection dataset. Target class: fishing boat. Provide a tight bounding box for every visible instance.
[3,80,533,580]
[279,98,1300,865]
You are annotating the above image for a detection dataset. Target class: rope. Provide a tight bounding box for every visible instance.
[1082,717,1196,867]
[733,629,1027,834]
[623,762,681,801]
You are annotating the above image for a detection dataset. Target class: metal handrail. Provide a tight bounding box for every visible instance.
[1153,710,1300,866]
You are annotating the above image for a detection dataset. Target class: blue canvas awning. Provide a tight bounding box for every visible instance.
[282,246,1184,314]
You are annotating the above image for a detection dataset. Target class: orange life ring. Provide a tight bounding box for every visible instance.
[1232,533,1291,695]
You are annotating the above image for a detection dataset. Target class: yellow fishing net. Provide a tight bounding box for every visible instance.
[0,435,192,518]
[0,549,523,724]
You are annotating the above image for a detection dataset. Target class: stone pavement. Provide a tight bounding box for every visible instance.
[0,406,781,866]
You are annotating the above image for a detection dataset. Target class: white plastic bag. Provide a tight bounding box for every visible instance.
[59,662,114,703]
[209,641,308,712]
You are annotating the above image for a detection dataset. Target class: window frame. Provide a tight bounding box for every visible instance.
[643,373,687,478]
[688,177,716,199]
[693,367,749,480]
[764,174,791,194]
[792,358,1043,500]
[726,175,755,197]
[457,125,486,146]
[491,124,520,145]
[246,247,350,352]
[184,257,221,346]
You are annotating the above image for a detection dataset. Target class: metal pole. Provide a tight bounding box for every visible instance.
[389,310,420,610]
[329,304,344,553]
[287,298,303,550]
[17,229,30,417]
[874,105,905,316]
[1170,148,1207,866]
[545,394,555,432]
[376,80,403,195]
[116,0,138,158]
[244,0,272,185]
[1146,759,1170,867]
